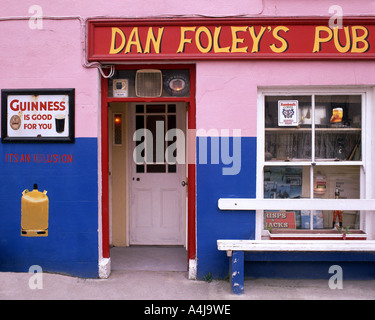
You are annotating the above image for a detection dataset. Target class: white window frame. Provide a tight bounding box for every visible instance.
[255,86,373,240]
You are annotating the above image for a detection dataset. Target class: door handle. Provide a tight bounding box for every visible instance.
[181,181,187,187]
[133,177,140,181]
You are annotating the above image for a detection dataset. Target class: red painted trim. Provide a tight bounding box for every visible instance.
[90,54,375,63]
[101,75,110,259]
[88,16,375,27]
[107,97,191,103]
[187,65,196,261]
[87,17,375,62]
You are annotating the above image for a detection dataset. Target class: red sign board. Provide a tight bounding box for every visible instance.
[264,211,296,229]
[87,18,375,61]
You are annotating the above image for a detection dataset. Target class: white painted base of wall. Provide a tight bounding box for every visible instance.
[99,258,111,278]
[188,259,197,280]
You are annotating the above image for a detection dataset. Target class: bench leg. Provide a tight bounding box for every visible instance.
[230,251,244,294]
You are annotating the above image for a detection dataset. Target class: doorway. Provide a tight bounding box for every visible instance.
[109,102,187,247]
[101,65,196,269]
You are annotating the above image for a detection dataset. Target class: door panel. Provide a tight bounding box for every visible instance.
[161,189,180,228]
[130,103,186,245]
[134,189,152,228]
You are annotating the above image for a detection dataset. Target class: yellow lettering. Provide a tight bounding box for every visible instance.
[213,27,230,53]
[270,26,289,53]
[248,26,266,53]
[109,27,126,54]
[144,27,164,54]
[313,26,333,53]
[333,26,351,53]
[177,27,196,53]
[124,27,143,54]
[231,26,248,53]
[195,27,213,53]
[351,26,369,53]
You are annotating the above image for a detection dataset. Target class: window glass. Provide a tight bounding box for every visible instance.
[263,93,362,233]
[313,166,360,229]
[265,96,312,161]
[134,104,179,173]
[315,95,361,161]
[264,166,310,230]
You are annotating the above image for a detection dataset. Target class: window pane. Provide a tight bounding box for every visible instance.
[134,116,145,163]
[168,104,176,113]
[168,164,177,173]
[265,96,312,161]
[315,95,361,161]
[313,166,360,229]
[136,104,144,113]
[136,115,144,130]
[264,166,310,230]
[147,164,166,173]
[146,104,165,113]
[146,115,165,164]
[264,166,309,199]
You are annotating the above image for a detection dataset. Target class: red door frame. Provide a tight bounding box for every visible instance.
[101,64,196,261]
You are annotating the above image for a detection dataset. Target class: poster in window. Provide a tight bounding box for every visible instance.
[1,89,75,143]
[278,100,298,126]
[265,210,296,229]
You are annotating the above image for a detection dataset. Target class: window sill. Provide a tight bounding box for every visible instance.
[265,229,367,240]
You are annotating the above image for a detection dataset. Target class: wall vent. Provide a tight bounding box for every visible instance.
[135,69,163,97]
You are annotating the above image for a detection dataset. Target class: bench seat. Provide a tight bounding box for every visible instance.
[217,239,375,294]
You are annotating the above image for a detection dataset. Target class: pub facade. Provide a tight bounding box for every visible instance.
[0,0,374,280]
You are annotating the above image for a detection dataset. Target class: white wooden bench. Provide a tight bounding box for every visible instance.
[217,197,375,294]
[217,239,375,294]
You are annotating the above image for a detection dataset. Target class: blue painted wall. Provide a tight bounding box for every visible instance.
[196,136,257,279]
[0,138,98,278]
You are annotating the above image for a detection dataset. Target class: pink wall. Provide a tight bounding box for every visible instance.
[1,0,375,139]
[0,18,98,138]
[1,0,373,18]
[0,0,262,17]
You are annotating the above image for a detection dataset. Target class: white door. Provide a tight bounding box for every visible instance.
[129,103,186,245]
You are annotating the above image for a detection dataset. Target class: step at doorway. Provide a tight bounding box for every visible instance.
[110,246,188,272]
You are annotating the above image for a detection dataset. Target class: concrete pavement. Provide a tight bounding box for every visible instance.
[1,270,375,300]
[2,248,374,300]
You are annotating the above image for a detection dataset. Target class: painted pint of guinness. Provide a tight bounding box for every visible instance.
[55,114,65,133]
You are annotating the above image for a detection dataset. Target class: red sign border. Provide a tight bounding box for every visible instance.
[87,17,375,62]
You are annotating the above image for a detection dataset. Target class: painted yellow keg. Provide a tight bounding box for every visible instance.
[21,184,49,237]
